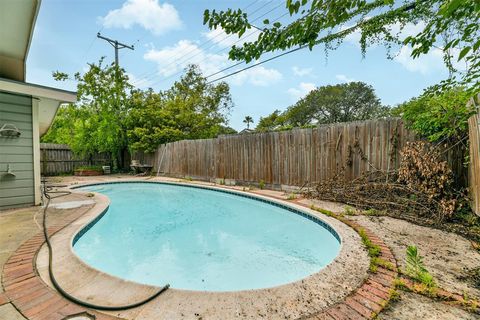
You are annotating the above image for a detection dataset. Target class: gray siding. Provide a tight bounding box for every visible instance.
[0,91,34,208]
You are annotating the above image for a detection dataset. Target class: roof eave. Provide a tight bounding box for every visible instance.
[23,0,42,81]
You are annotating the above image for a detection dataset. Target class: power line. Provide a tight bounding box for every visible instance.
[75,27,103,72]
[203,11,291,79]
[133,0,283,86]
[144,28,262,87]
[207,46,305,84]
[206,0,421,84]
[124,0,264,65]
[170,1,283,69]
[132,0,265,81]
[138,6,289,88]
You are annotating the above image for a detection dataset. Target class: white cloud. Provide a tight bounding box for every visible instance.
[335,74,355,83]
[144,40,282,86]
[287,82,316,100]
[342,27,361,46]
[292,66,313,77]
[339,21,451,75]
[144,40,225,77]
[229,66,282,87]
[101,0,182,35]
[127,73,153,89]
[203,27,259,48]
[392,22,425,39]
[393,46,445,75]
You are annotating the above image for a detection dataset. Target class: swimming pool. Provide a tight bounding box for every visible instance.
[73,182,341,292]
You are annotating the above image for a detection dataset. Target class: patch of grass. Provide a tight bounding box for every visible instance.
[394,277,437,297]
[389,288,401,302]
[460,212,479,226]
[219,179,225,185]
[371,257,396,271]
[364,208,384,216]
[357,227,383,273]
[358,228,381,257]
[344,205,355,215]
[393,278,408,290]
[287,192,297,200]
[184,175,193,181]
[310,205,338,218]
[311,205,396,277]
[259,180,265,190]
[465,298,479,312]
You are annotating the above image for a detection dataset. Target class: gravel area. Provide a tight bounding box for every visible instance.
[378,292,478,320]
[351,215,480,298]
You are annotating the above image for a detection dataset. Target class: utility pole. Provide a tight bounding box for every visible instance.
[97,33,134,66]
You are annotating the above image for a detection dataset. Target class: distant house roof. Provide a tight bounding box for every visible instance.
[0,0,40,81]
[239,128,254,134]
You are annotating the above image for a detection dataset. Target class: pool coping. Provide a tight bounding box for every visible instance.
[39,180,369,318]
[65,181,351,295]
[1,178,401,320]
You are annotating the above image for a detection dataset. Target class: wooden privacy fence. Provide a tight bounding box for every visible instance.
[40,143,112,176]
[468,95,480,216]
[144,118,416,188]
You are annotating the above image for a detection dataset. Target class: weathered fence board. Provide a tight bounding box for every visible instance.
[468,95,480,215]
[40,143,112,176]
[143,118,417,188]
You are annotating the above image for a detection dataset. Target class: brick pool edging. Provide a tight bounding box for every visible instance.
[298,213,399,320]
[2,184,395,320]
[1,215,118,320]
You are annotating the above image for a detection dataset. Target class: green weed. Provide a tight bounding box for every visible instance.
[344,206,355,215]
[259,180,265,189]
[405,245,435,288]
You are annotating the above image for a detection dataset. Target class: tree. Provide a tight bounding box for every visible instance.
[126,65,233,152]
[256,82,388,131]
[204,0,480,96]
[45,62,233,162]
[45,58,132,168]
[256,110,287,132]
[243,115,254,129]
[393,87,476,143]
[218,125,238,135]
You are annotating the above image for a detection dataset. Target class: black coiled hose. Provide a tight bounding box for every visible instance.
[41,182,170,311]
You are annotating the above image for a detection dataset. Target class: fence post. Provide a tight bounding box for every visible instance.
[468,94,480,216]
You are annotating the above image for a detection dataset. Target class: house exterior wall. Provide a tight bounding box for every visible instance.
[0,91,35,209]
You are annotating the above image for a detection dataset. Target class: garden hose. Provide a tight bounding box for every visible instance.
[41,181,170,311]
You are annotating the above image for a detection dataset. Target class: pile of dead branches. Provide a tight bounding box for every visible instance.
[304,141,465,222]
[303,169,437,218]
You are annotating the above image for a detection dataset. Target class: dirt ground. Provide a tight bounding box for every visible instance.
[351,215,480,319]
[378,292,478,320]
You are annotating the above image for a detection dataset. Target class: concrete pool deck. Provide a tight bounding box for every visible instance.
[1,175,400,320]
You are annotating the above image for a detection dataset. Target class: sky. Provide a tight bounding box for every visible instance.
[27,0,451,131]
